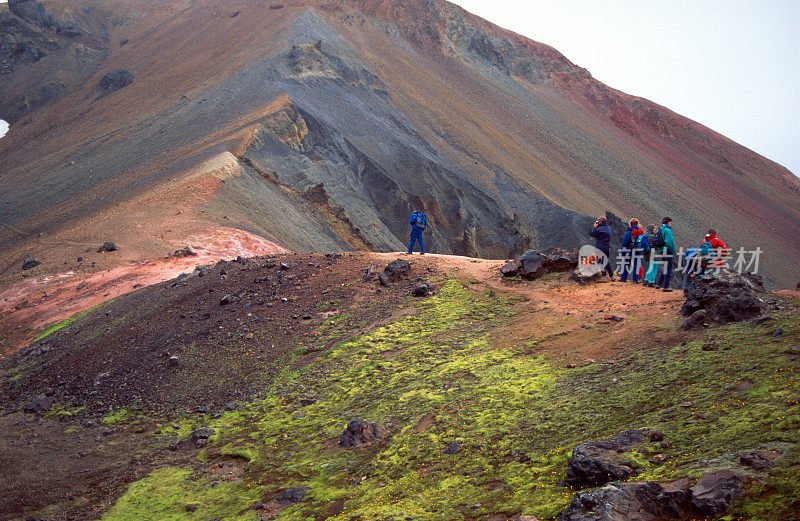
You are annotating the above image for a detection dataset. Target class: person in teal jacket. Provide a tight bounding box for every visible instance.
[655,217,676,291]
[642,224,659,286]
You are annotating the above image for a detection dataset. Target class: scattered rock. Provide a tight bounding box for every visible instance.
[604,314,625,322]
[167,356,180,367]
[412,281,433,297]
[565,429,651,489]
[339,418,386,447]
[219,294,233,305]
[772,327,784,337]
[99,69,133,92]
[22,255,40,270]
[97,241,118,253]
[750,314,773,326]
[378,259,410,286]
[190,426,215,447]
[292,410,306,420]
[682,271,766,324]
[279,262,290,270]
[499,259,520,277]
[280,486,310,504]
[23,393,53,414]
[570,266,603,285]
[558,480,689,521]
[682,309,708,330]
[172,245,197,258]
[443,440,463,454]
[690,470,745,517]
[361,265,378,282]
[739,450,781,472]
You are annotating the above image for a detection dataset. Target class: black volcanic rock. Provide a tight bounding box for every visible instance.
[100,69,134,92]
[681,271,765,324]
[339,418,385,447]
[8,0,54,28]
[565,429,651,489]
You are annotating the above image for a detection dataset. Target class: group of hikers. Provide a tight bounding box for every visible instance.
[403,209,729,292]
[590,215,729,291]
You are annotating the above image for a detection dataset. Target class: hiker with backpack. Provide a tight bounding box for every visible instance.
[653,217,677,291]
[642,224,659,287]
[699,228,728,273]
[619,218,644,283]
[406,209,427,255]
[590,216,615,279]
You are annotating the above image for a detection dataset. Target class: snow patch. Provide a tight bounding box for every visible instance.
[0,120,8,139]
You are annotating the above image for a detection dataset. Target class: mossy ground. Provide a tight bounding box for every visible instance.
[99,277,800,520]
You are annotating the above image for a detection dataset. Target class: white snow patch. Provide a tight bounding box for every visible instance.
[0,120,8,139]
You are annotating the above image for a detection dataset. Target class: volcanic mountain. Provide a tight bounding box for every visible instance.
[1,0,799,287]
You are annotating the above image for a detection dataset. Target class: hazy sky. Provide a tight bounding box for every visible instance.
[452,0,800,176]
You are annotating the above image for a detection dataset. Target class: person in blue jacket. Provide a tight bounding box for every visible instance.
[407,209,427,255]
[590,216,614,279]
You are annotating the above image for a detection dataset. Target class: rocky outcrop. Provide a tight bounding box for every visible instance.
[565,429,653,489]
[339,418,386,447]
[681,271,766,325]
[559,470,746,521]
[506,248,579,280]
[558,480,689,521]
[99,69,134,93]
[378,259,410,286]
[689,470,745,517]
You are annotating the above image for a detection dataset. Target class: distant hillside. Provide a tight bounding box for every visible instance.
[1,0,799,287]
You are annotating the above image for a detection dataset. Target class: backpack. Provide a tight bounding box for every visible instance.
[636,234,650,254]
[650,227,665,248]
[414,212,426,229]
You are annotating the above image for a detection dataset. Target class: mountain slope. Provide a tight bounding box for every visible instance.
[1,0,798,287]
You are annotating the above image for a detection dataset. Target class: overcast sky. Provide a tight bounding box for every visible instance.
[452,0,800,177]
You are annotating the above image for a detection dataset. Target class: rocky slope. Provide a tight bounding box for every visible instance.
[0,0,798,288]
[1,252,798,520]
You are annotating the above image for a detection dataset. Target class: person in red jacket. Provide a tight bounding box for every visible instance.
[699,228,728,271]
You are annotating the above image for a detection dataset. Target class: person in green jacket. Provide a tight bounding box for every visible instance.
[655,217,676,291]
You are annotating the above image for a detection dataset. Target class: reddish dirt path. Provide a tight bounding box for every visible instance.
[0,227,286,355]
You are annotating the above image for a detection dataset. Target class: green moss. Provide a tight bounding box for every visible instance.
[101,467,263,521]
[101,408,132,426]
[100,278,800,520]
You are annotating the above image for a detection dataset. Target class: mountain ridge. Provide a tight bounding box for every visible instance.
[1,0,798,287]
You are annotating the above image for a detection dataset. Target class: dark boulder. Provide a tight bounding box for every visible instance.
[681,270,765,324]
[22,255,40,270]
[23,393,53,413]
[689,470,745,517]
[518,248,579,280]
[190,426,215,442]
[570,264,603,285]
[546,248,579,271]
[412,281,433,297]
[339,418,386,448]
[499,259,520,277]
[361,265,378,282]
[280,486,310,504]
[519,250,546,280]
[565,429,651,489]
[682,309,707,330]
[97,241,118,253]
[378,259,410,286]
[558,480,689,521]
[8,0,54,28]
[739,450,781,472]
[99,69,134,92]
[172,245,197,258]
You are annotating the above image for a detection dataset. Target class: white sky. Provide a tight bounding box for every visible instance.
[452,0,800,177]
